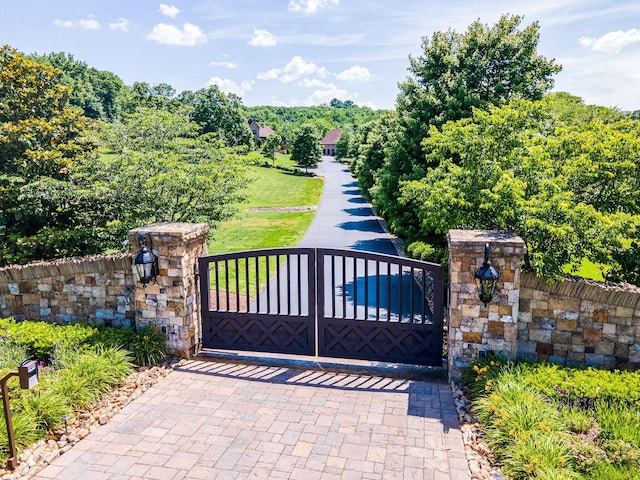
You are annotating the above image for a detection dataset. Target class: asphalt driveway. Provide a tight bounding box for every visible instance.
[298,157,398,254]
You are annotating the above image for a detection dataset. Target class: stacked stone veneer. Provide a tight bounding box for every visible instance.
[0,222,208,360]
[0,254,135,326]
[518,272,640,369]
[448,230,527,382]
[128,222,209,358]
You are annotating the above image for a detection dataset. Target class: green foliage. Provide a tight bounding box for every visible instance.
[369,14,560,242]
[291,124,322,168]
[351,112,396,199]
[335,128,352,160]
[0,338,29,370]
[261,133,282,163]
[191,85,254,148]
[83,108,251,243]
[245,103,382,145]
[596,400,640,446]
[49,345,132,408]
[0,410,41,459]
[0,318,168,368]
[30,52,126,121]
[465,358,640,479]
[0,321,137,463]
[0,318,97,361]
[0,46,100,265]
[123,326,166,367]
[398,98,640,279]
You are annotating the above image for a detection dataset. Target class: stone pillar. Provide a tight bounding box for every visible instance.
[447,230,526,382]
[128,223,209,358]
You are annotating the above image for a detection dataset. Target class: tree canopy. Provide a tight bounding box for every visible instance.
[398,97,640,279]
[291,124,322,169]
[369,14,561,241]
[191,85,254,149]
[0,45,100,264]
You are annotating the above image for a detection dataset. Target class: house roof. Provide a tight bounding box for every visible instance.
[258,125,275,138]
[320,128,341,145]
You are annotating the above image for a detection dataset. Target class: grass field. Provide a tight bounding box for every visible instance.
[208,162,324,253]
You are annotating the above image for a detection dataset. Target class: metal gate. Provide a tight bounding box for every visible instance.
[198,248,444,366]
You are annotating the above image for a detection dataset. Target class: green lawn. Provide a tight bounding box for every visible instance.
[208,164,323,254]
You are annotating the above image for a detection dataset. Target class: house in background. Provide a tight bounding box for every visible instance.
[320,128,341,156]
[248,118,275,144]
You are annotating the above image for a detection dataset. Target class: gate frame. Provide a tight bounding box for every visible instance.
[199,248,445,366]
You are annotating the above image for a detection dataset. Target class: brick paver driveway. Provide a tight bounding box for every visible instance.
[33,358,471,480]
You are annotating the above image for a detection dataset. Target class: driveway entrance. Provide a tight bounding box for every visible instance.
[199,247,444,366]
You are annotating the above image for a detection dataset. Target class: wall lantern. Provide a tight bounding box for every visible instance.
[134,232,158,287]
[474,243,501,306]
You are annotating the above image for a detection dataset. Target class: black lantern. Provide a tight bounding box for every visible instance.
[474,243,500,306]
[134,232,158,286]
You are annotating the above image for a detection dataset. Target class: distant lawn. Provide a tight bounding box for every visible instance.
[208,164,323,254]
[563,258,605,281]
[243,164,321,209]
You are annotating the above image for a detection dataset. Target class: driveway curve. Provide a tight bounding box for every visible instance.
[298,157,398,255]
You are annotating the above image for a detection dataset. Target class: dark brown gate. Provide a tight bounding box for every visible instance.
[199,248,444,366]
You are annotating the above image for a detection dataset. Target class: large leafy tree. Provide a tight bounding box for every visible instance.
[399,98,640,279]
[191,86,254,149]
[351,112,396,198]
[82,107,251,237]
[291,124,322,169]
[0,45,99,265]
[30,52,126,121]
[370,14,561,241]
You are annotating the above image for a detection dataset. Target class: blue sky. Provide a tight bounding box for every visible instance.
[2,0,639,110]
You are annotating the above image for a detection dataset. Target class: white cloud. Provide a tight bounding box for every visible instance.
[54,19,74,28]
[211,61,238,69]
[159,4,180,18]
[146,23,207,46]
[257,56,328,83]
[288,0,339,14]
[109,18,130,32]
[304,85,348,106]
[297,78,333,88]
[206,77,254,97]
[336,65,372,82]
[579,29,640,53]
[54,16,100,30]
[249,28,277,47]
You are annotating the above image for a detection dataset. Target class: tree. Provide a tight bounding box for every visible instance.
[291,124,322,170]
[370,14,561,241]
[31,52,126,121]
[351,112,396,198]
[261,133,282,165]
[191,86,254,149]
[0,46,98,265]
[83,107,251,239]
[335,128,352,161]
[398,98,640,280]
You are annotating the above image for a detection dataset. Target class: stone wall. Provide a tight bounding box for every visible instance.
[518,272,640,369]
[0,222,209,360]
[0,254,135,326]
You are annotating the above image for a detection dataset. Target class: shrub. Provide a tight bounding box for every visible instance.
[123,326,166,367]
[0,318,97,361]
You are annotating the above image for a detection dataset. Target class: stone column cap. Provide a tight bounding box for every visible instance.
[129,223,210,242]
[448,229,526,250]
